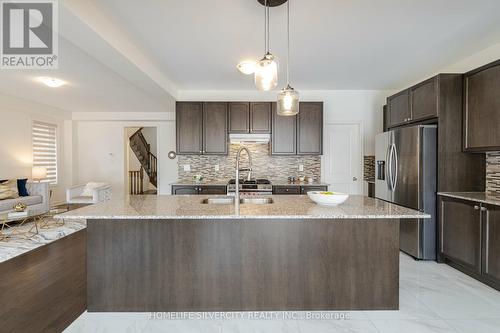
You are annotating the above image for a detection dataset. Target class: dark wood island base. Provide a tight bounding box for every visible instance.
[87,218,399,312]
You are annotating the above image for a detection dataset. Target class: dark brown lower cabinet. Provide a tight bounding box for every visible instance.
[300,185,328,194]
[172,185,199,195]
[439,196,481,274]
[199,186,227,195]
[482,204,500,288]
[87,218,399,311]
[272,186,301,195]
[273,185,328,195]
[172,185,227,195]
[438,195,500,291]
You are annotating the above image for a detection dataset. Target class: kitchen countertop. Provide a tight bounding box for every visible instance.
[171,181,330,187]
[170,181,228,186]
[271,182,330,187]
[438,192,500,206]
[55,194,429,220]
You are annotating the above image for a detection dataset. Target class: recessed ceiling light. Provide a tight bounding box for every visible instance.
[36,77,66,88]
[237,60,257,75]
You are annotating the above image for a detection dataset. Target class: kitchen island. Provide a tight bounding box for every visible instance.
[56,195,428,312]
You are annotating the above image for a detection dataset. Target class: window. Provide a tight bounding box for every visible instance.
[32,121,58,185]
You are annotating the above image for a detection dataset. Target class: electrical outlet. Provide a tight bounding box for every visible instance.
[299,164,304,172]
[183,164,191,172]
[214,164,220,171]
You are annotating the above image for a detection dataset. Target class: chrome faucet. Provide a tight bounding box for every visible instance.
[235,146,252,209]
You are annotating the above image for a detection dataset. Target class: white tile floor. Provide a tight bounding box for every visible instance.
[65,253,500,333]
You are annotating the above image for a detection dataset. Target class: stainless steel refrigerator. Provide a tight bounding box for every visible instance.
[375,125,437,260]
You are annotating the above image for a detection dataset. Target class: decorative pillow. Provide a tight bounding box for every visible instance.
[0,180,18,200]
[81,182,108,197]
[17,179,29,197]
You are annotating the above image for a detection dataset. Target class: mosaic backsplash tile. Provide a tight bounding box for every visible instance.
[486,152,500,196]
[363,156,375,182]
[178,143,321,182]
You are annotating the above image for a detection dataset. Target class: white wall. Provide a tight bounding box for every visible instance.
[0,93,71,204]
[141,127,157,155]
[73,112,177,196]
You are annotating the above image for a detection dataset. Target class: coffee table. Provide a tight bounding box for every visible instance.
[0,210,44,241]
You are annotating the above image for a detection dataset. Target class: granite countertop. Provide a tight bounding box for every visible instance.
[438,192,500,206]
[271,181,330,187]
[55,195,429,220]
[170,181,330,187]
[170,181,229,186]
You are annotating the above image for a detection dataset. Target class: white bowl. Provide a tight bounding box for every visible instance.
[307,191,349,206]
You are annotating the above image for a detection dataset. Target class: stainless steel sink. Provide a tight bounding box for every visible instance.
[201,197,235,205]
[201,197,273,205]
[239,197,274,205]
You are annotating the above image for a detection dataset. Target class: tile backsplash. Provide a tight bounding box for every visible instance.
[363,156,375,182]
[177,143,321,182]
[486,152,500,196]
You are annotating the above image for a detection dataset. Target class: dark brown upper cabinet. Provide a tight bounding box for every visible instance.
[228,102,250,133]
[271,103,297,155]
[249,102,271,133]
[387,89,411,128]
[203,102,228,155]
[463,59,500,152]
[297,102,323,155]
[176,102,203,154]
[387,75,443,129]
[176,102,228,155]
[271,102,323,156]
[410,76,439,122]
[383,105,389,132]
[229,102,271,134]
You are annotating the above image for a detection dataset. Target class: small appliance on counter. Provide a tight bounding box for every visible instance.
[227,179,272,196]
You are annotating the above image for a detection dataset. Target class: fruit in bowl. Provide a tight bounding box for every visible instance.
[307,191,349,206]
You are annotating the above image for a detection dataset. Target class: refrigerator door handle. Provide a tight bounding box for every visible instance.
[392,144,398,191]
[386,144,393,190]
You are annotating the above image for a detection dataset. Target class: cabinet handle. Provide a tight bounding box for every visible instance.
[474,205,480,210]
[199,150,202,153]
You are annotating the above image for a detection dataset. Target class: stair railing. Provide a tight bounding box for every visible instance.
[129,167,144,195]
[130,128,158,188]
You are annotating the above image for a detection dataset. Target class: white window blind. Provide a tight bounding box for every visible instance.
[32,121,58,185]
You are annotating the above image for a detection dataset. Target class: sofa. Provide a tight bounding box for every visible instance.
[66,183,111,206]
[0,182,50,215]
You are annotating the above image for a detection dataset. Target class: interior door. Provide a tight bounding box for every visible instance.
[393,126,420,209]
[322,123,362,194]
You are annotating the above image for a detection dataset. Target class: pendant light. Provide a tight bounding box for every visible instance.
[254,0,278,91]
[277,0,299,116]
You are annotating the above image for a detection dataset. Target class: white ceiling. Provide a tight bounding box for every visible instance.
[1,0,500,112]
[94,0,500,90]
[0,4,173,113]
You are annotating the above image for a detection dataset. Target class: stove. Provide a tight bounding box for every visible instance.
[227,179,272,196]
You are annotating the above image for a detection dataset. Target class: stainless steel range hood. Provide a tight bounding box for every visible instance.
[229,133,270,144]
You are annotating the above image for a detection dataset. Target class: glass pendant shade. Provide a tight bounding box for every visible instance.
[254,53,278,91]
[277,85,299,116]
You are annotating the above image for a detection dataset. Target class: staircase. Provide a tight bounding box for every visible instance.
[129,128,157,194]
